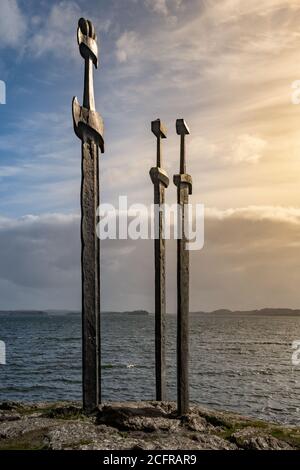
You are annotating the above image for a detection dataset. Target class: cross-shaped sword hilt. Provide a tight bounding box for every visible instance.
[151,119,167,168]
[174,119,192,195]
[72,18,104,152]
[150,119,169,188]
[78,18,97,111]
[176,119,190,174]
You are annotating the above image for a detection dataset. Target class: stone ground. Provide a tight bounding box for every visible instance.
[0,401,300,450]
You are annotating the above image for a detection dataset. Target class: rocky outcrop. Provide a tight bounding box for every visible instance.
[0,401,299,450]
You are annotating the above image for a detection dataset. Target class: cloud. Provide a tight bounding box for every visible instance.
[0,213,81,309]
[145,0,168,16]
[0,109,81,215]
[230,134,267,164]
[1,206,300,311]
[28,1,81,59]
[188,134,267,169]
[0,0,27,48]
[194,205,300,310]
[144,0,183,16]
[0,213,80,286]
[206,206,300,225]
[115,31,142,63]
[2,0,300,311]
[0,166,21,178]
[28,1,111,60]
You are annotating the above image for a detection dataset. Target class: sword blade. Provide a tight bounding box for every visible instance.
[81,140,101,411]
[154,180,167,401]
[177,183,190,415]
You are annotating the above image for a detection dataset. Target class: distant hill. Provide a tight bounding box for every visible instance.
[1,309,299,317]
[0,310,150,316]
[103,310,150,315]
[0,310,47,315]
[192,308,300,316]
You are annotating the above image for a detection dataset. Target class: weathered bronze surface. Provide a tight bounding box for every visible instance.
[174,119,192,415]
[72,18,104,412]
[150,119,169,401]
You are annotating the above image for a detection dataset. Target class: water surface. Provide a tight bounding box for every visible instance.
[0,311,300,425]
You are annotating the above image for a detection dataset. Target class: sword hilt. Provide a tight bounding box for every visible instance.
[174,119,192,195]
[150,119,169,187]
[151,119,167,168]
[176,119,190,175]
[77,18,98,111]
[72,18,104,152]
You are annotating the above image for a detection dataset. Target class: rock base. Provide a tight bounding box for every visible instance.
[0,401,299,450]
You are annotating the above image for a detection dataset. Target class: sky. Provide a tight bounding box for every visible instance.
[1,0,300,311]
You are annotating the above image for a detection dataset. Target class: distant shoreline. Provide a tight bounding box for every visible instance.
[192,308,300,316]
[1,308,300,316]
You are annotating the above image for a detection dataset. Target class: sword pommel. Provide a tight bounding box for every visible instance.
[176,118,190,136]
[78,18,98,68]
[151,119,167,139]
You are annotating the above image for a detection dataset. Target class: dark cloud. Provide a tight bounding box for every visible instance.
[1,207,300,311]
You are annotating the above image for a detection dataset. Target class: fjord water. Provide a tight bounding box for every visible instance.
[0,311,300,425]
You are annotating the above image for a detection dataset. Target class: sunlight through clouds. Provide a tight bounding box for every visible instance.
[1,0,300,309]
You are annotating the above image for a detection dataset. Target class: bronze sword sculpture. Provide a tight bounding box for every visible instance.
[174,119,192,415]
[72,18,104,412]
[150,119,169,401]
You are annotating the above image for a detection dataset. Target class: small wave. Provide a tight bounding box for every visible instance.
[101,363,137,370]
[199,340,289,346]
[0,384,63,392]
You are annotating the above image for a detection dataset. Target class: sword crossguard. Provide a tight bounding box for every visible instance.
[173,173,192,195]
[150,167,169,188]
[72,97,104,151]
[151,119,167,139]
[72,18,104,152]
[176,119,190,136]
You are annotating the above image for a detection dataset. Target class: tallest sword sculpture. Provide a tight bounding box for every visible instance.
[72,18,104,412]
